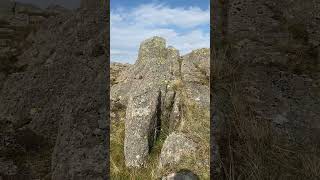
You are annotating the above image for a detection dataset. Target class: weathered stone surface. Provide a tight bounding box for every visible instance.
[120,36,180,167]
[124,90,161,167]
[0,3,108,179]
[159,132,196,168]
[110,62,130,86]
[181,48,210,84]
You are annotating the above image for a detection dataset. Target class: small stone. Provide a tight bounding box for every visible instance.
[159,132,197,168]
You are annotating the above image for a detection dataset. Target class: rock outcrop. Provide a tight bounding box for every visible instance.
[0,1,108,179]
[111,37,210,178]
[110,62,130,86]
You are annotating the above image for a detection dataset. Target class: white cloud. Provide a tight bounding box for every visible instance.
[111,3,209,64]
[131,4,209,28]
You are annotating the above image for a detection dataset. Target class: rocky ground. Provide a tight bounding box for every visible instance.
[110,37,210,179]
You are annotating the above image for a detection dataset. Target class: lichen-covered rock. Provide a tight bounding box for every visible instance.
[110,62,130,86]
[110,36,181,167]
[136,36,167,65]
[124,90,161,167]
[159,133,196,168]
[181,48,210,84]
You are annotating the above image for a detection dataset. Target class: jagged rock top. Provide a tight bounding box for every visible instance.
[184,48,210,61]
[136,36,167,65]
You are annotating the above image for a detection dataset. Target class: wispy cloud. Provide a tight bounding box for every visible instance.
[111,3,209,64]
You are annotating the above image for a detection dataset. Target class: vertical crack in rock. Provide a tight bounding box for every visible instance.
[121,36,180,168]
[148,90,162,152]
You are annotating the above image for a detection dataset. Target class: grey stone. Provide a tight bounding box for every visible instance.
[124,90,161,167]
[159,133,196,168]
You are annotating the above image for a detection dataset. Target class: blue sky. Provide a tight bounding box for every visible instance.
[111,0,210,64]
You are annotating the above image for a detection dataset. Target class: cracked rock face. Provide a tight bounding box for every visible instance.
[116,36,179,167]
